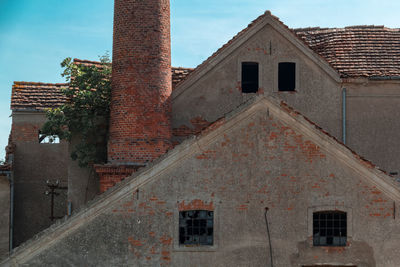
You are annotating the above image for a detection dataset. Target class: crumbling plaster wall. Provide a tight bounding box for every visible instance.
[172,24,342,144]
[345,80,400,175]
[11,112,68,247]
[17,102,400,267]
[67,135,99,212]
[0,175,9,260]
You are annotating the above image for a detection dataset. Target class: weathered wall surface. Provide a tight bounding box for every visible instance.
[0,175,9,260]
[9,99,399,267]
[67,136,99,212]
[345,80,400,175]
[172,23,342,145]
[11,112,68,247]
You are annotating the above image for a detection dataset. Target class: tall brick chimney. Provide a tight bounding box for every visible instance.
[95,0,172,192]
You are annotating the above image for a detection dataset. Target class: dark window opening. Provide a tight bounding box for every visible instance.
[313,211,347,246]
[179,210,213,246]
[278,62,296,91]
[241,62,259,93]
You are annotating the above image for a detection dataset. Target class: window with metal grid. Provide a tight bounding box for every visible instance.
[179,210,213,246]
[313,211,347,246]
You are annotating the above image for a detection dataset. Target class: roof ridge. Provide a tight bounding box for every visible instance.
[13,81,68,86]
[172,67,195,70]
[73,58,193,70]
[73,58,103,65]
[345,25,385,29]
[294,25,400,32]
[176,10,271,83]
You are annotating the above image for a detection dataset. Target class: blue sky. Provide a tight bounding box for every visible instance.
[1,0,400,160]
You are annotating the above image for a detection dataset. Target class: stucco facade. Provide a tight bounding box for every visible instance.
[344,79,400,176]
[3,4,400,266]
[0,175,9,261]
[172,21,342,146]
[10,112,68,247]
[2,97,400,266]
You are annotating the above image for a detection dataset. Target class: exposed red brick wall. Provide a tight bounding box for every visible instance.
[94,165,138,193]
[11,123,39,142]
[172,117,212,137]
[108,0,172,164]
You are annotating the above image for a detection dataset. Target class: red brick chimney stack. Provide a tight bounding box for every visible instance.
[96,0,172,192]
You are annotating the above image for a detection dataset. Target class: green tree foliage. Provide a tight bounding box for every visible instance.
[41,54,112,167]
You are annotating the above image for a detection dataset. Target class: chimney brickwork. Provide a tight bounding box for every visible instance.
[108,0,172,164]
[96,0,172,193]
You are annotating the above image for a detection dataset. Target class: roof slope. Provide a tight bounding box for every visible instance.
[11,82,69,111]
[295,26,400,78]
[2,95,400,265]
[177,11,400,89]
[11,59,193,111]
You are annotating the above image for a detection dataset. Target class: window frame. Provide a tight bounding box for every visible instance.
[278,62,296,92]
[241,62,259,93]
[173,202,218,252]
[274,59,299,93]
[179,210,214,246]
[313,210,347,247]
[308,206,352,247]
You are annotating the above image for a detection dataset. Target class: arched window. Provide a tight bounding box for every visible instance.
[313,211,347,246]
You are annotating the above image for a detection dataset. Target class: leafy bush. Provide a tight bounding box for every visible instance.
[41,54,112,167]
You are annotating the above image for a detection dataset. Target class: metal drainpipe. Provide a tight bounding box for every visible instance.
[7,172,14,252]
[342,88,347,145]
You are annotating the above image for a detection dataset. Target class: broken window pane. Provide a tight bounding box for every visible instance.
[179,210,213,246]
[313,211,347,247]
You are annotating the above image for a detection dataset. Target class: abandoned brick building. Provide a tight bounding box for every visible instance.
[1,0,400,266]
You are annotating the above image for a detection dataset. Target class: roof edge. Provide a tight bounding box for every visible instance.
[3,95,400,265]
[172,11,341,100]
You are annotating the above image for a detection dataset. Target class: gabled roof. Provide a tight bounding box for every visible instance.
[174,11,400,93]
[11,59,193,111]
[295,26,400,78]
[173,11,342,96]
[3,95,400,265]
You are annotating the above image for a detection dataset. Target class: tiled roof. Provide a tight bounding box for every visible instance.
[172,67,193,88]
[11,59,193,111]
[11,82,69,111]
[294,26,400,78]
[74,59,193,86]
[182,11,400,82]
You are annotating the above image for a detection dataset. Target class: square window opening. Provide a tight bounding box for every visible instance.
[313,211,347,247]
[179,210,213,246]
[241,62,259,93]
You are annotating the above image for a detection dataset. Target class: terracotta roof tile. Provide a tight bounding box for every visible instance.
[11,82,69,111]
[11,59,193,111]
[180,11,400,83]
[172,67,194,88]
[294,26,400,78]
